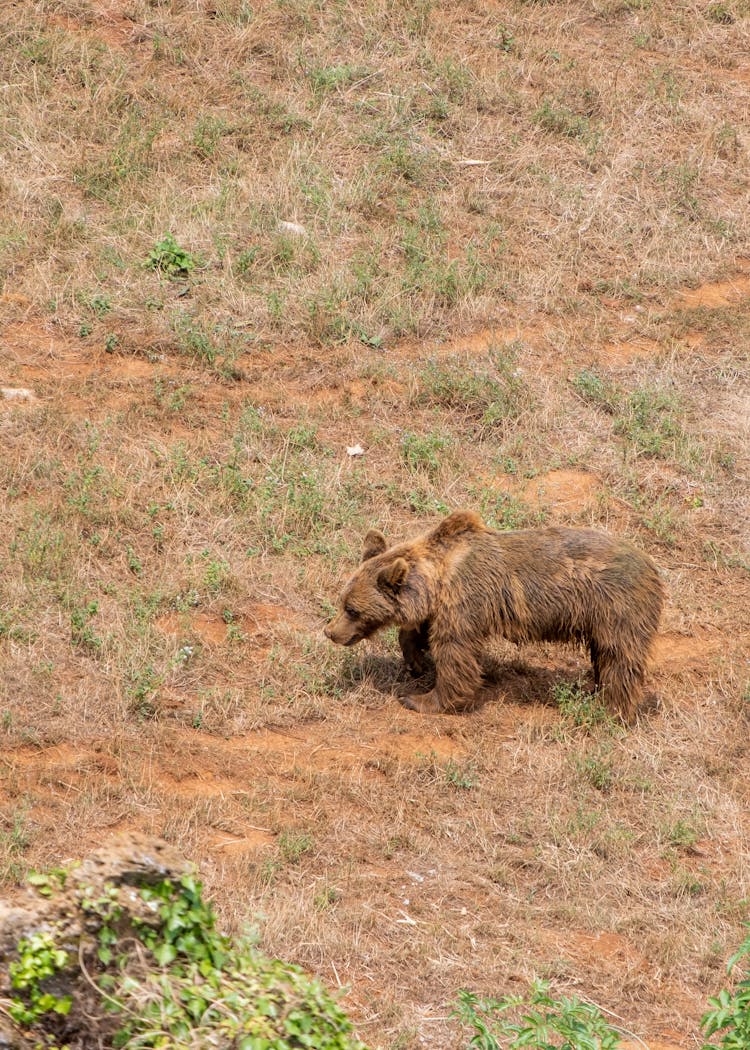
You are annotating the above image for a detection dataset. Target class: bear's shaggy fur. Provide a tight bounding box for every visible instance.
[324,510,665,721]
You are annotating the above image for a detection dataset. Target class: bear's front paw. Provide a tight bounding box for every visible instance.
[399,690,443,714]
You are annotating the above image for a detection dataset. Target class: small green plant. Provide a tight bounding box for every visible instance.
[613,385,681,458]
[173,314,218,365]
[145,233,197,277]
[8,932,72,1028]
[666,818,699,850]
[453,980,622,1049]
[702,926,750,1048]
[533,99,592,141]
[70,600,102,653]
[192,113,227,157]
[127,663,161,719]
[401,431,452,477]
[416,354,527,426]
[201,550,231,595]
[81,291,111,317]
[278,829,314,864]
[481,491,537,530]
[552,680,613,732]
[308,63,368,97]
[444,758,478,790]
[574,749,614,793]
[706,2,734,23]
[570,369,619,413]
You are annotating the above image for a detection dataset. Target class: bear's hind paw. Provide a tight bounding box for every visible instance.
[399,691,443,714]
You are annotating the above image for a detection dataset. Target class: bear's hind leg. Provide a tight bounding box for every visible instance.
[596,649,645,723]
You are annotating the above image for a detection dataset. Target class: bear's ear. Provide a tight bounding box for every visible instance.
[362,529,387,562]
[431,510,484,541]
[377,557,408,594]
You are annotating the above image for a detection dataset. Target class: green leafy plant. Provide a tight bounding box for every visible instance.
[702,927,750,1049]
[570,369,619,413]
[145,233,197,277]
[9,868,367,1050]
[401,431,452,477]
[70,600,102,652]
[8,932,73,1028]
[552,679,614,732]
[454,981,621,1049]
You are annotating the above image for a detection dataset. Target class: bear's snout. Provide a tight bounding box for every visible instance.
[324,615,363,646]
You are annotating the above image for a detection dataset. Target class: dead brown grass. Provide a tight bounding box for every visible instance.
[2,1,750,1048]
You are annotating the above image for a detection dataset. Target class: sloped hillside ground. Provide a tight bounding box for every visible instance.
[1,1,749,1046]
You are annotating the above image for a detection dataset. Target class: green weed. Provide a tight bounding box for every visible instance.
[145,234,197,278]
[308,64,368,97]
[416,351,527,426]
[192,113,227,157]
[70,601,102,653]
[533,99,593,141]
[574,749,614,793]
[570,368,619,413]
[480,491,539,530]
[127,664,161,719]
[8,932,72,1028]
[666,818,699,850]
[553,679,614,732]
[706,2,735,23]
[453,981,621,1049]
[400,431,453,477]
[278,829,314,864]
[702,926,750,1048]
[614,385,681,458]
[444,758,479,790]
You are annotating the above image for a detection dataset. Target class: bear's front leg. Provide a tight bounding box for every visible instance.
[400,638,482,714]
[398,622,431,676]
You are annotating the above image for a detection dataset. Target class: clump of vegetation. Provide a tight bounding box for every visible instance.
[4,863,367,1050]
[570,368,619,413]
[145,233,198,278]
[416,349,530,428]
[453,980,622,1049]
[8,931,72,1028]
[552,679,615,733]
[401,430,453,477]
[702,925,750,1049]
[613,385,682,459]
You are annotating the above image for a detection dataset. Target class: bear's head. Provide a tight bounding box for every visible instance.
[324,529,409,646]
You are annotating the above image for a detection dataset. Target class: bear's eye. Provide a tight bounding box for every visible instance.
[344,604,358,618]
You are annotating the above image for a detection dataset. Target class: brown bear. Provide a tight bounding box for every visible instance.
[324,510,665,721]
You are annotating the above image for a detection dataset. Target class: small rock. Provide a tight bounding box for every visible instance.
[346,444,365,457]
[277,220,307,237]
[1,387,36,402]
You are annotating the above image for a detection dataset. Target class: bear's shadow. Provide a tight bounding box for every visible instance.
[338,652,594,713]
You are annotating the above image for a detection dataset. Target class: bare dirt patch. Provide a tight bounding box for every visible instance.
[678,275,750,309]
[521,470,600,513]
[601,336,661,366]
[396,323,549,359]
[156,603,310,649]
[650,631,729,672]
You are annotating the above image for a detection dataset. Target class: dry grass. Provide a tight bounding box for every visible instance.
[2,1,750,1048]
